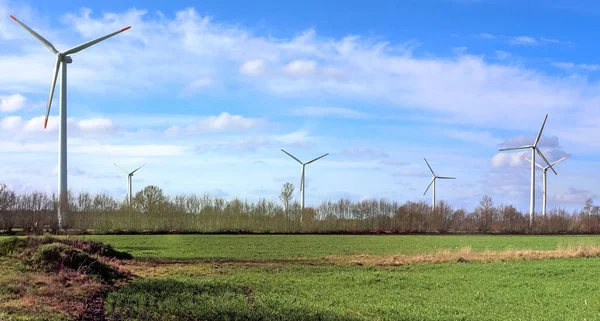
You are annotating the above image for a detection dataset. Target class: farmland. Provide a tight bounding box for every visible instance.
[3,234,600,320]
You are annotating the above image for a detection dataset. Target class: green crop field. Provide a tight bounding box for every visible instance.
[84,234,600,260]
[3,234,600,320]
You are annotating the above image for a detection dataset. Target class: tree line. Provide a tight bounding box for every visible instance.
[0,182,598,234]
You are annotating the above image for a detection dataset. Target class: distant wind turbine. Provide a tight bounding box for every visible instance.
[10,15,131,229]
[423,158,456,211]
[113,164,145,206]
[498,114,556,226]
[281,149,328,218]
[522,155,568,217]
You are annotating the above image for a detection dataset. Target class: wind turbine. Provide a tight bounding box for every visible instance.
[498,114,556,226]
[10,16,131,229]
[522,155,568,217]
[281,149,328,217]
[423,158,456,211]
[113,164,145,206]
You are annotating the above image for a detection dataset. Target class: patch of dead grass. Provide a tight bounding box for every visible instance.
[0,270,106,318]
[328,244,600,266]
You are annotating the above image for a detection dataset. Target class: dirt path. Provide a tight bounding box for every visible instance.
[78,291,107,321]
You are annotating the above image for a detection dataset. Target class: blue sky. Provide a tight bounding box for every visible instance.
[1,0,600,213]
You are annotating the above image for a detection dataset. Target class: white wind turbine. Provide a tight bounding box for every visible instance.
[281,149,328,217]
[113,164,145,206]
[498,114,556,226]
[11,16,131,229]
[423,158,456,211]
[522,155,568,217]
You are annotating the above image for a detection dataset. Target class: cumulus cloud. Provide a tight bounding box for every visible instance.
[0,115,119,137]
[239,60,266,76]
[282,59,317,76]
[0,94,26,112]
[165,112,266,135]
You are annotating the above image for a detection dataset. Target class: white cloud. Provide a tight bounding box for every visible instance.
[181,77,214,95]
[552,62,600,72]
[0,94,26,112]
[510,36,538,45]
[165,112,266,135]
[0,116,23,130]
[292,106,368,118]
[0,115,118,137]
[474,33,495,39]
[282,59,317,76]
[239,59,265,76]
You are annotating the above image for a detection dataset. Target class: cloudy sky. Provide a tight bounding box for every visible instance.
[1,0,599,212]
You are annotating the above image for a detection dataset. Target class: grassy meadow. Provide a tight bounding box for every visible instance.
[3,234,600,320]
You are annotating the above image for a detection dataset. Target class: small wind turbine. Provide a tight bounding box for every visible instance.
[281,149,328,217]
[522,155,568,217]
[11,16,131,229]
[423,158,456,211]
[113,164,145,206]
[498,114,556,226]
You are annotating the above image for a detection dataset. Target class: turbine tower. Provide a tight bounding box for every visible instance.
[522,155,568,217]
[113,163,145,206]
[281,149,328,218]
[11,16,131,229]
[423,158,456,211]
[498,114,557,226]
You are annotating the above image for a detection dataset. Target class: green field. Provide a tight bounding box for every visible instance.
[3,234,600,320]
[84,234,600,260]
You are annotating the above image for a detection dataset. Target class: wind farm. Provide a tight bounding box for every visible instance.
[2,3,600,320]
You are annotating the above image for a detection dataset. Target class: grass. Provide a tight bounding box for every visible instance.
[79,234,600,260]
[5,234,600,320]
[109,258,600,321]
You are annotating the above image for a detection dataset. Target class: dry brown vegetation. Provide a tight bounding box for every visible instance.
[0,269,106,318]
[329,244,600,266]
[0,237,135,320]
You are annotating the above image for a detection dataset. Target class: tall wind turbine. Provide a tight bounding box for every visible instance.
[113,164,145,206]
[281,149,328,217]
[522,155,568,217]
[423,158,456,211]
[498,114,556,226]
[11,16,131,229]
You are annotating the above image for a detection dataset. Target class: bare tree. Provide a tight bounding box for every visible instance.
[134,185,168,214]
[279,182,295,215]
[0,184,16,232]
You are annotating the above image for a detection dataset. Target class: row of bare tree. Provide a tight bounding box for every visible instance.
[0,183,597,234]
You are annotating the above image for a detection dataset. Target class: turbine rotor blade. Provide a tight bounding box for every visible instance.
[436,176,456,179]
[498,145,533,152]
[131,164,145,174]
[10,15,59,54]
[534,114,549,147]
[521,155,544,169]
[113,163,129,175]
[423,177,435,196]
[44,55,61,129]
[424,158,435,176]
[536,147,557,175]
[305,153,329,165]
[551,156,568,166]
[63,26,131,55]
[281,149,303,164]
